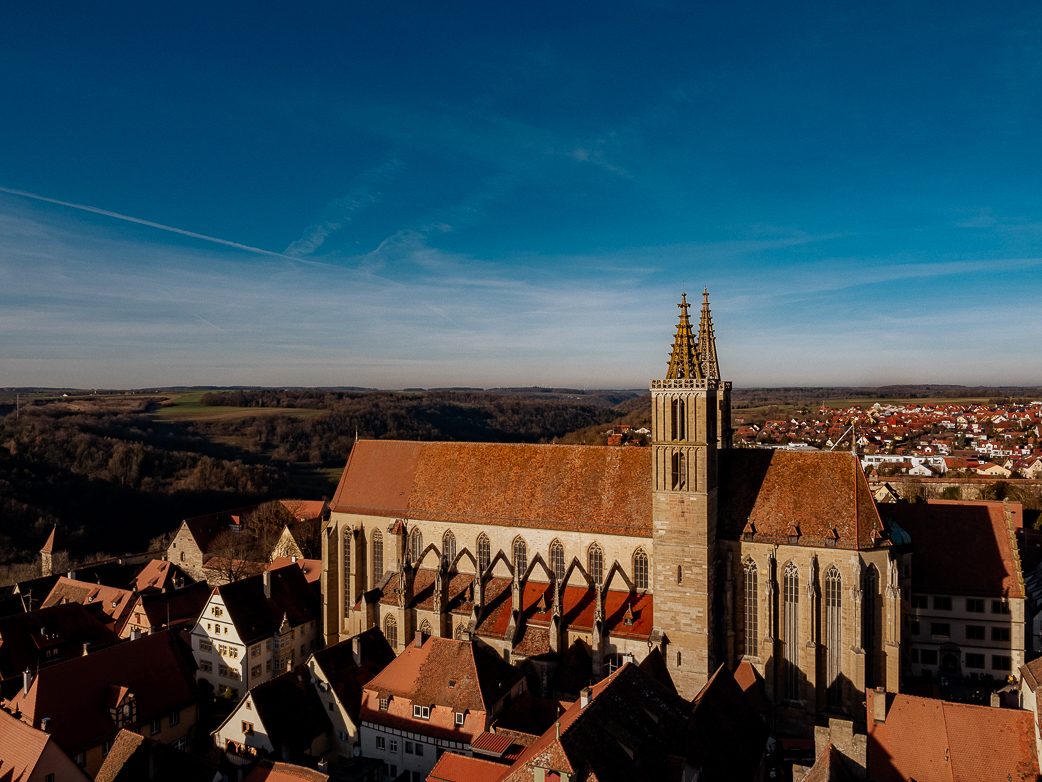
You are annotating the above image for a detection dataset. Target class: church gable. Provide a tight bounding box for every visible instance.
[718,449,885,549]
[332,440,651,536]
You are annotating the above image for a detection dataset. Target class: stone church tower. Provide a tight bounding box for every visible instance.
[651,291,732,698]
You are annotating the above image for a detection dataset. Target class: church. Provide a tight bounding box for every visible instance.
[320,291,901,734]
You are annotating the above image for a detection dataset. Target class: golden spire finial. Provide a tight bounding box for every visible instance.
[697,288,720,380]
[665,292,701,380]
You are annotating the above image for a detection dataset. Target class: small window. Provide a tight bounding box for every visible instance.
[921,649,938,665]
[376,736,386,750]
[74,753,85,768]
[251,644,260,657]
[212,606,223,618]
[677,566,683,585]
[47,774,54,782]
[172,737,187,751]
[412,704,430,720]
[169,709,180,726]
[933,596,952,611]
[455,712,464,726]
[329,701,334,712]
[966,625,985,640]
[966,653,985,669]
[909,621,920,635]
[911,595,928,609]
[389,739,398,752]
[993,655,1012,671]
[966,598,985,613]
[931,623,950,638]
[415,743,424,757]
[102,739,114,757]
[992,627,1011,642]
[993,600,1010,615]
[251,665,261,678]
[151,718,162,735]
[242,721,254,735]
[379,698,389,711]
[266,660,271,672]
[677,651,682,667]
[405,741,414,754]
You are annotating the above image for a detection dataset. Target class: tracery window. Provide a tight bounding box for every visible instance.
[744,559,758,656]
[343,529,351,618]
[409,528,423,563]
[864,564,879,689]
[372,529,383,578]
[513,537,527,574]
[588,543,604,585]
[550,540,565,582]
[783,562,800,700]
[477,534,490,574]
[825,566,843,708]
[671,397,686,441]
[384,615,397,649]
[419,619,432,638]
[671,450,687,491]
[442,530,456,564]
[454,624,463,640]
[633,548,649,591]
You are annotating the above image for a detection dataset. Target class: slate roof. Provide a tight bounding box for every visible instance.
[331,440,651,536]
[7,629,200,755]
[718,450,885,550]
[883,500,1023,598]
[215,563,319,645]
[867,687,1039,782]
[94,728,219,782]
[0,602,119,681]
[309,627,396,724]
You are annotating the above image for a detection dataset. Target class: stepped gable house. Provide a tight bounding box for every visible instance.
[321,291,900,733]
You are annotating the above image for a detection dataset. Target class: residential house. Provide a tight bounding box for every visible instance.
[0,706,91,782]
[131,559,192,595]
[94,728,220,782]
[5,629,202,778]
[865,686,1038,781]
[120,581,211,639]
[306,627,397,759]
[883,500,1027,678]
[358,635,525,781]
[41,577,136,636]
[1018,656,1042,766]
[190,563,321,700]
[212,666,332,766]
[0,602,118,684]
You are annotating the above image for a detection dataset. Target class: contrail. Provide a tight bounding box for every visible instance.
[0,184,325,265]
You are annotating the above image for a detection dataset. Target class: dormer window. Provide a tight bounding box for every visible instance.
[379,698,389,711]
[412,704,430,720]
[455,712,464,726]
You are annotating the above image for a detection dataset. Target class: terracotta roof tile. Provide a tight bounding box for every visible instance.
[719,450,885,549]
[242,759,329,782]
[332,441,651,536]
[244,668,333,756]
[215,563,319,645]
[309,627,396,724]
[428,752,508,782]
[0,707,85,782]
[0,602,118,679]
[41,577,136,635]
[95,728,219,782]
[802,744,856,782]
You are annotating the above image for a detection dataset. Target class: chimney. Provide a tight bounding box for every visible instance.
[23,668,31,695]
[41,717,51,733]
[990,691,1002,708]
[263,570,271,599]
[415,630,423,649]
[580,686,592,708]
[83,642,91,655]
[352,635,362,665]
[873,687,887,724]
[291,555,297,564]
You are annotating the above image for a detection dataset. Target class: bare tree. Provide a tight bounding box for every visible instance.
[207,530,265,584]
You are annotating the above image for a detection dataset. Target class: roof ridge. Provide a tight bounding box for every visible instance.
[939,700,956,782]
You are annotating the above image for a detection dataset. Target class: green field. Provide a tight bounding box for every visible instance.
[152,392,323,423]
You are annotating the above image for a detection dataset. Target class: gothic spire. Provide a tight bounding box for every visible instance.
[697,288,720,380]
[665,292,702,380]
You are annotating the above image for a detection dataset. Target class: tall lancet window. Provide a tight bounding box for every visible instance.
[744,559,758,657]
[442,530,456,564]
[633,549,649,591]
[671,451,686,491]
[864,564,879,689]
[384,615,397,649]
[671,398,686,440]
[372,529,383,579]
[343,529,352,619]
[550,540,565,583]
[477,534,490,574]
[783,562,800,700]
[588,544,604,585]
[409,528,423,563]
[825,566,843,708]
[513,537,527,575]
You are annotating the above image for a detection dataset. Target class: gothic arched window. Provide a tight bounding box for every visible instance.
[550,540,565,582]
[677,565,683,585]
[513,537,527,574]
[419,619,432,638]
[825,566,843,708]
[384,614,397,649]
[633,548,649,591]
[343,528,352,619]
[409,528,423,563]
[477,534,490,574]
[744,559,758,656]
[588,543,604,585]
[783,561,800,700]
[454,623,463,640]
[372,529,384,579]
[442,530,456,564]
[864,564,880,688]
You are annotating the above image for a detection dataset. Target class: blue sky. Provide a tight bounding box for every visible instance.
[1,2,1040,389]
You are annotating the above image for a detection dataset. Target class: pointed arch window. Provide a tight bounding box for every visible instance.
[864,564,879,689]
[419,619,432,638]
[588,544,604,585]
[825,566,842,708]
[477,534,490,574]
[409,528,423,563]
[671,397,686,441]
[671,450,687,491]
[372,529,384,579]
[633,548,649,591]
[384,615,397,650]
[783,562,800,700]
[454,624,463,640]
[549,540,565,583]
[513,537,527,574]
[744,559,758,656]
[442,530,456,565]
[343,528,352,619]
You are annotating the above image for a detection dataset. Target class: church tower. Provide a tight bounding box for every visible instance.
[651,291,728,698]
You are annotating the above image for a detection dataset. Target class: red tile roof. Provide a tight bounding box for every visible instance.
[470,731,514,755]
[242,759,329,782]
[41,577,136,634]
[267,557,321,584]
[40,526,56,554]
[867,687,1039,782]
[215,563,319,645]
[0,602,118,679]
[95,728,219,782]
[309,627,397,724]
[719,450,885,549]
[0,706,89,782]
[131,559,189,594]
[428,752,508,782]
[882,500,1023,598]
[331,440,651,536]
[133,581,211,631]
[7,629,200,756]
